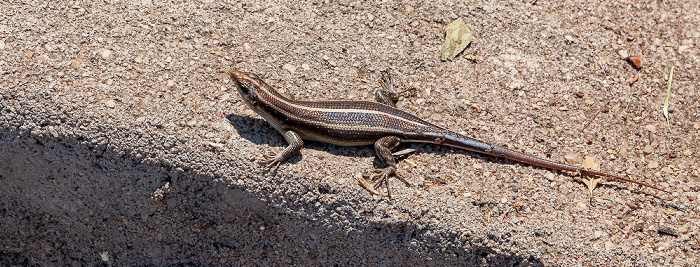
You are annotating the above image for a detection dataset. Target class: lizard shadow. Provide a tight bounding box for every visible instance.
[227,114,664,199]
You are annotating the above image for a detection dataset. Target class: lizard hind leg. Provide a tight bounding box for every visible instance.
[369,136,412,197]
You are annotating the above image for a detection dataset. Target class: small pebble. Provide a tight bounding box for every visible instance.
[594,230,605,239]
[283,64,296,74]
[645,124,656,132]
[647,160,659,169]
[618,50,629,59]
[99,49,112,59]
[657,226,678,237]
[104,99,116,108]
[564,35,575,43]
[605,241,614,250]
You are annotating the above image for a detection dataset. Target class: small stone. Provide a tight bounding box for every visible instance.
[0,40,5,50]
[167,80,176,87]
[283,64,296,74]
[134,55,143,63]
[647,160,659,169]
[71,58,82,68]
[322,55,330,61]
[679,226,688,234]
[605,241,614,250]
[645,124,656,133]
[301,63,310,71]
[631,239,641,246]
[37,55,49,63]
[643,144,654,154]
[99,251,110,262]
[564,35,575,44]
[618,50,629,59]
[99,49,112,59]
[594,230,605,239]
[104,99,116,108]
[576,201,587,210]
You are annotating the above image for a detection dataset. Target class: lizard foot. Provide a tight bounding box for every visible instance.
[369,166,411,198]
[260,152,281,175]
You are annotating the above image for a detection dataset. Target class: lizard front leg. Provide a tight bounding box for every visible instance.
[375,70,400,106]
[375,70,416,107]
[261,130,303,174]
[371,135,411,198]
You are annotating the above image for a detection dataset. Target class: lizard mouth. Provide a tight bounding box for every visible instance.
[228,68,251,94]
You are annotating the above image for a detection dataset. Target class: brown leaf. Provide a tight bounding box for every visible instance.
[627,55,643,69]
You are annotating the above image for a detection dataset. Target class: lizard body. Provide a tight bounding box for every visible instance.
[228,68,665,196]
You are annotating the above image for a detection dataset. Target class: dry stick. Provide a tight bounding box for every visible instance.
[582,62,616,131]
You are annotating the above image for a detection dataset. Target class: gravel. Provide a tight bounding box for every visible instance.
[1,0,698,265]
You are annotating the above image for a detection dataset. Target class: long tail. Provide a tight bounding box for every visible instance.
[441,134,668,193]
[489,146,668,193]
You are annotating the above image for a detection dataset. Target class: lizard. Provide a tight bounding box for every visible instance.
[228,68,667,197]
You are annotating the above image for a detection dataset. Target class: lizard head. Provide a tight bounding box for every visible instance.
[229,68,265,108]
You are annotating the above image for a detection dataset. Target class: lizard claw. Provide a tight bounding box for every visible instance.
[260,152,281,175]
[369,167,411,198]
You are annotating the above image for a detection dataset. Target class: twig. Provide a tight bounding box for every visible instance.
[663,66,674,133]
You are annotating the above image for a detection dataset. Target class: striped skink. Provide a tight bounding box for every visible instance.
[228,68,666,196]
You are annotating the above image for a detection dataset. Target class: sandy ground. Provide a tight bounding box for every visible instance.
[1,0,699,265]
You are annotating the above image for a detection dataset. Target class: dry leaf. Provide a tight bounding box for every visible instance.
[441,18,472,61]
[582,177,602,197]
[581,156,601,196]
